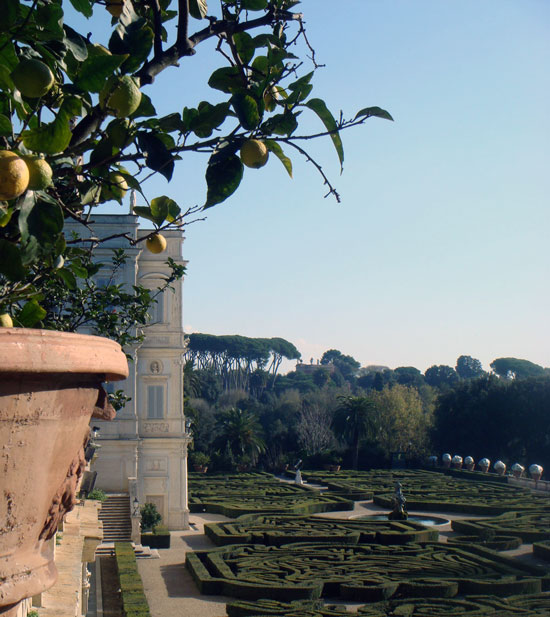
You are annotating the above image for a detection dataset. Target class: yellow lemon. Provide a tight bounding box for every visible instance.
[0,150,30,200]
[99,75,142,118]
[11,58,55,98]
[240,139,269,169]
[22,155,53,190]
[146,233,167,254]
[0,314,13,328]
[102,172,128,201]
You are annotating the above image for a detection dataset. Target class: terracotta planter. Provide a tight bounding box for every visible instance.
[0,329,128,610]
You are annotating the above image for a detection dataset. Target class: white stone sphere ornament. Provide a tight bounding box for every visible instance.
[511,463,524,478]
[529,464,543,481]
[478,458,490,472]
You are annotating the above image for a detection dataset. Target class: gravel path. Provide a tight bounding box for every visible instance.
[137,512,232,617]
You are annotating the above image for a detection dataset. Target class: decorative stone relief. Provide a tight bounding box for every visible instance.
[39,431,88,540]
[150,360,162,374]
[143,422,169,433]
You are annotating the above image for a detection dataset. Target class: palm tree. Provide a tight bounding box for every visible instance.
[213,408,266,465]
[332,395,378,469]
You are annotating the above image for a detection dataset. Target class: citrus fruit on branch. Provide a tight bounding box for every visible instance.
[102,172,129,201]
[0,150,30,200]
[240,139,269,169]
[11,58,55,98]
[99,75,142,118]
[22,155,53,191]
[146,233,167,254]
[0,314,13,328]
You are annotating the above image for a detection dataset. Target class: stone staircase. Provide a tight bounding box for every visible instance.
[96,493,159,558]
[98,493,132,542]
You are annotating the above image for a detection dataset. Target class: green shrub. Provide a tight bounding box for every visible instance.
[114,542,150,617]
[140,502,162,531]
[87,489,107,501]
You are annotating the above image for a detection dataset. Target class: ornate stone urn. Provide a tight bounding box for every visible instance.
[0,329,128,613]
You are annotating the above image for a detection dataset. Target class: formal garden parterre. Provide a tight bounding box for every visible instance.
[204,514,438,546]
[297,469,550,513]
[184,468,550,615]
[188,472,353,517]
[226,593,550,616]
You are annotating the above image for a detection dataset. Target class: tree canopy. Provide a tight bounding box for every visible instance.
[490,357,546,380]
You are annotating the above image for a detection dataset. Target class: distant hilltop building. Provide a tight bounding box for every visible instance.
[295,359,336,374]
[66,214,191,529]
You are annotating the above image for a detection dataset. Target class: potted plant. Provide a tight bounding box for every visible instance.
[0,1,390,612]
[190,451,210,473]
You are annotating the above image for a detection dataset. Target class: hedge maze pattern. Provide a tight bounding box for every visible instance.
[226,593,550,617]
[300,469,549,514]
[189,472,353,517]
[186,541,548,602]
[452,510,550,542]
[205,513,439,546]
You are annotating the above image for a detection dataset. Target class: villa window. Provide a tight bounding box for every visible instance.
[147,384,164,419]
[150,291,164,324]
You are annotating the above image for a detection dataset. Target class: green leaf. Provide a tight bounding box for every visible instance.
[56,268,77,290]
[75,54,126,93]
[231,93,260,131]
[137,132,174,181]
[306,98,344,171]
[241,0,268,10]
[190,102,230,137]
[68,0,93,18]
[208,67,243,94]
[189,0,208,19]
[132,93,157,118]
[205,155,243,208]
[265,140,292,178]
[0,114,12,137]
[0,240,25,281]
[17,300,47,327]
[354,106,394,122]
[0,0,18,32]
[150,195,169,225]
[261,110,298,136]
[233,32,255,65]
[64,25,89,62]
[22,97,79,154]
[133,206,158,224]
[109,20,154,74]
[0,203,13,227]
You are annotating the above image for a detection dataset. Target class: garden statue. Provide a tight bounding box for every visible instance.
[294,459,303,486]
[388,481,408,520]
[494,460,506,476]
[442,453,452,468]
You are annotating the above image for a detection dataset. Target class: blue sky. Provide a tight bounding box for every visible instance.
[80,1,549,373]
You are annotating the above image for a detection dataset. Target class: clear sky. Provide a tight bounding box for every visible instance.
[79,1,550,373]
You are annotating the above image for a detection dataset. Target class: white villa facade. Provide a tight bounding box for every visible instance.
[67,214,191,529]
